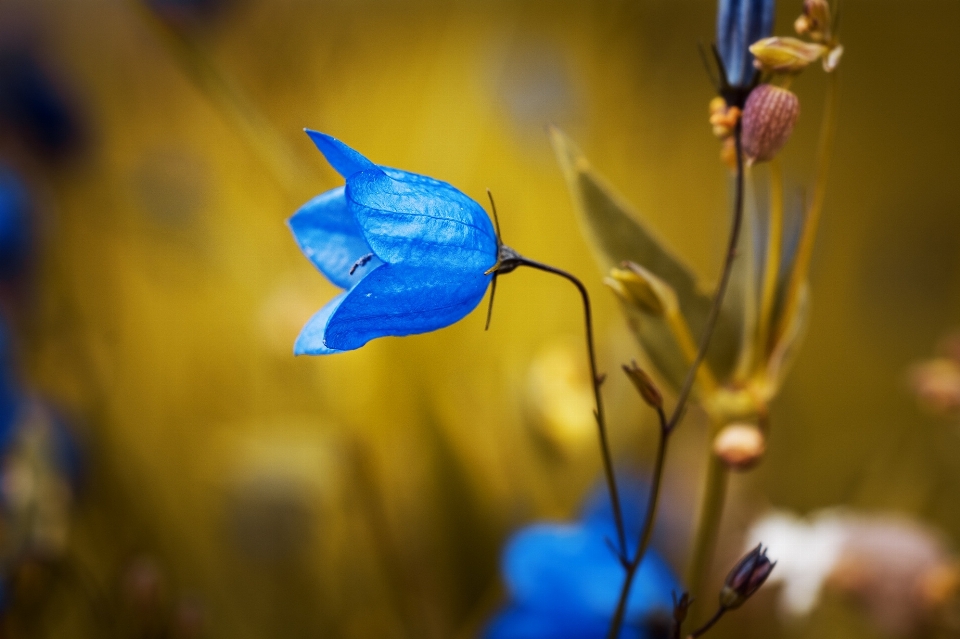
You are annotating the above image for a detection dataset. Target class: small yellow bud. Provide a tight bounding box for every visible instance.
[713,423,766,471]
[709,97,741,140]
[750,37,828,74]
[605,262,676,316]
[741,84,800,164]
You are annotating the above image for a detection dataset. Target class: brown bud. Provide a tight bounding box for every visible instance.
[741,85,800,164]
[623,361,663,410]
[795,0,832,41]
[713,423,766,470]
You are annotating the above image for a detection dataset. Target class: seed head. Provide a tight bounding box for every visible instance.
[741,84,800,164]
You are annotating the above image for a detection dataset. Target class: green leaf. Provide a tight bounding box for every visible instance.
[549,126,743,390]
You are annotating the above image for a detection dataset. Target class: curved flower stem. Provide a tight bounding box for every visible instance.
[605,122,746,639]
[512,257,628,560]
[689,606,728,638]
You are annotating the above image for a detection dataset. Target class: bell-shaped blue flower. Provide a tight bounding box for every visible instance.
[289,131,498,355]
[484,480,681,639]
[716,0,776,89]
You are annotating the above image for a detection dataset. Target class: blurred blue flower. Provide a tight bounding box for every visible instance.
[0,168,33,281]
[484,482,681,639]
[0,47,85,162]
[716,0,776,89]
[289,131,498,354]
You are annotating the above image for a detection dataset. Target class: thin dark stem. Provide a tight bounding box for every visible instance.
[689,607,727,638]
[606,121,746,639]
[605,412,669,639]
[666,121,744,433]
[514,257,628,560]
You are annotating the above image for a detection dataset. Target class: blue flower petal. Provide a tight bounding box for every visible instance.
[293,293,349,355]
[323,264,491,351]
[346,168,497,272]
[305,130,377,179]
[289,186,382,289]
[717,0,776,87]
[483,605,646,639]
[502,523,678,622]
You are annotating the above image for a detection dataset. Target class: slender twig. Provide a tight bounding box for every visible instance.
[511,257,628,560]
[605,120,746,639]
[689,607,727,638]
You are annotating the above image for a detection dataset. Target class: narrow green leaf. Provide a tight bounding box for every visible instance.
[549,126,742,389]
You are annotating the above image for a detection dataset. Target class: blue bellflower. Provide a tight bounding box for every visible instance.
[716,0,776,89]
[484,481,681,639]
[289,131,498,355]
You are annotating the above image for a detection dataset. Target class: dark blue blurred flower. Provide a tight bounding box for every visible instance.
[289,131,498,355]
[0,168,32,281]
[716,0,776,89]
[484,482,681,639]
[0,47,84,162]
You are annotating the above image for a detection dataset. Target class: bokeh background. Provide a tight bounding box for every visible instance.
[0,0,958,637]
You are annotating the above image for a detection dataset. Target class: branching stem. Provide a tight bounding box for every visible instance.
[605,121,746,639]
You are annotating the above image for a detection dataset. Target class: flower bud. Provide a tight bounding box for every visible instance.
[720,544,775,609]
[605,262,676,316]
[750,37,828,74]
[794,0,832,42]
[713,423,766,470]
[741,84,800,164]
[623,361,663,410]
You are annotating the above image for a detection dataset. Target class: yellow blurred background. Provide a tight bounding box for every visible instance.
[1,0,959,637]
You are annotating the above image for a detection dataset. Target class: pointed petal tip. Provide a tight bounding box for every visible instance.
[305,131,377,179]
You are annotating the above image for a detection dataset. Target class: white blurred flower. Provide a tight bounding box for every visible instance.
[747,509,959,635]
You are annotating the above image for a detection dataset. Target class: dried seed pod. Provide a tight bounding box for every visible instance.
[713,422,766,470]
[741,84,800,164]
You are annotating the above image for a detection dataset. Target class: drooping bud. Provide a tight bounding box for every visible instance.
[623,361,663,410]
[713,423,766,470]
[720,544,775,609]
[741,84,800,164]
[750,37,828,74]
[605,262,678,317]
